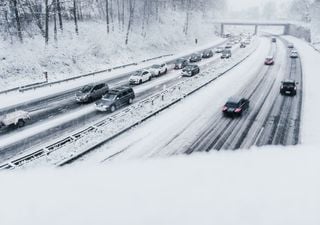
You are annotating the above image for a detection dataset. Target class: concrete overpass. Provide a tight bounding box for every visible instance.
[219,21,290,35]
[214,20,311,42]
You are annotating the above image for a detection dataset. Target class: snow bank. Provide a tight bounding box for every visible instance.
[283,36,320,146]
[0,145,319,225]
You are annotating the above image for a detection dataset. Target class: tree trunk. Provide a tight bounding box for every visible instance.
[117,0,121,31]
[53,0,58,42]
[57,0,63,31]
[45,0,49,44]
[106,0,110,33]
[122,0,125,31]
[125,0,135,45]
[73,0,79,35]
[110,0,114,31]
[12,0,23,43]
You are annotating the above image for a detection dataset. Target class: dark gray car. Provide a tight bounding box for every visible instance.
[76,82,109,103]
[95,86,135,112]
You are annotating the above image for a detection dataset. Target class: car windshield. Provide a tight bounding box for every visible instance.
[133,71,143,76]
[184,65,194,70]
[81,85,92,93]
[203,50,210,54]
[176,59,184,63]
[152,64,160,68]
[102,94,117,101]
[226,102,239,108]
[266,57,273,60]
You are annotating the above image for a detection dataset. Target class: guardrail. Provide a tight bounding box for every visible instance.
[0,54,174,95]
[0,38,258,170]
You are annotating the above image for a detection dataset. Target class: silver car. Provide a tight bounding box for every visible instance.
[76,82,109,103]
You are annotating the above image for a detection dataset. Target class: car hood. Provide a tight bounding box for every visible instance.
[130,75,141,79]
[96,99,113,107]
[76,92,89,98]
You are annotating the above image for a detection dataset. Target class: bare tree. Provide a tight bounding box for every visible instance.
[12,0,23,42]
[56,0,63,31]
[45,0,49,44]
[125,0,135,45]
[73,0,79,34]
[106,0,109,33]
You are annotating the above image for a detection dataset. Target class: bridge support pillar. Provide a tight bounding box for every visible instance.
[220,23,224,36]
[254,25,258,35]
[284,24,290,35]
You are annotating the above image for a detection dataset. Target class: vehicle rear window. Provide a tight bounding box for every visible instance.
[81,85,92,93]
[226,102,239,108]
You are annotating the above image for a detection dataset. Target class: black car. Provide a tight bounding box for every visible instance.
[76,82,109,103]
[174,58,188,69]
[272,37,277,42]
[95,86,135,112]
[240,42,246,48]
[222,97,250,117]
[181,64,200,77]
[202,49,214,58]
[221,49,232,59]
[189,53,202,62]
[280,80,297,96]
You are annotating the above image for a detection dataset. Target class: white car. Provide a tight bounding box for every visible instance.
[149,63,168,77]
[0,110,30,128]
[129,70,152,85]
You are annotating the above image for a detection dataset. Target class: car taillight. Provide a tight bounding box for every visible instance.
[235,108,241,113]
[222,106,227,111]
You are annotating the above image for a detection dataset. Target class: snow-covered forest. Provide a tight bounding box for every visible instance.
[0,0,319,90]
[0,0,226,44]
[0,0,227,89]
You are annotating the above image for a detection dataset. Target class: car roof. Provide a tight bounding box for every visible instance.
[227,96,244,103]
[109,86,133,93]
[282,79,296,83]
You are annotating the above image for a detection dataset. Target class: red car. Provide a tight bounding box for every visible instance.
[264,56,274,65]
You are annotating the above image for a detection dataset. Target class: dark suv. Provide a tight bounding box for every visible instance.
[202,49,214,58]
[174,58,188,69]
[280,80,297,96]
[76,82,109,103]
[95,86,135,112]
[222,97,250,117]
[181,64,200,77]
[189,53,202,62]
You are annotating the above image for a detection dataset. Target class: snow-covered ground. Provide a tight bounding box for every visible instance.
[283,36,320,145]
[0,16,220,91]
[0,145,319,225]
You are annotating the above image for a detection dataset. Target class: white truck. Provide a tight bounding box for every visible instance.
[0,110,30,128]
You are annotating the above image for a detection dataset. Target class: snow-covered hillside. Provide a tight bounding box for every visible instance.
[0,14,220,91]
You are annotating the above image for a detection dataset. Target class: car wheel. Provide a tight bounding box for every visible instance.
[110,105,116,112]
[139,79,142,84]
[158,71,160,76]
[148,76,152,81]
[164,68,167,74]
[128,98,133,104]
[17,119,25,128]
